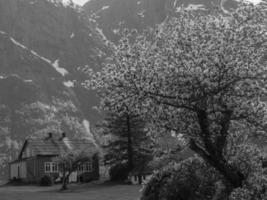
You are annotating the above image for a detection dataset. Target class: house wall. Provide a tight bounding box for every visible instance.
[26,156,59,183]
[77,154,99,182]
[37,156,59,181]
[26,155,99,183]
[11,155,100,184]
[10,161,27,180]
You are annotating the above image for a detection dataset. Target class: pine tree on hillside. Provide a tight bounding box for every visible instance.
[99,111,152,170]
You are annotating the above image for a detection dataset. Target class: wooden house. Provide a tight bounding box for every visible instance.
[9,133,99,183]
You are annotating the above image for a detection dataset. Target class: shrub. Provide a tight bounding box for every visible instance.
[109,163,130,181]
[141,157,221,200]
[39,175,53,186]
[228,145,267,200]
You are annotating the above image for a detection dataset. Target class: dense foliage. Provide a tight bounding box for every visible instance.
[85,2,267,195]
[39,175,53,186]
[142,144,267,200]
[141,157,221,200]
[109,163,130,181]
[228,144,267,200]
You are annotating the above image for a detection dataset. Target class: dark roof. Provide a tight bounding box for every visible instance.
[18,136,98,159]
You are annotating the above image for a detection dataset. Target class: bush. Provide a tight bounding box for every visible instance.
[39,175,53,186]
[141,157,221,200]
[228,145,267,200]
[109,163,130,181]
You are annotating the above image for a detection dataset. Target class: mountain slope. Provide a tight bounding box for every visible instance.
[83,0,239,42]
[0,0,109,179]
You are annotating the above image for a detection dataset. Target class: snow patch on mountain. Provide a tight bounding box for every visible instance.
[173,0,178,7]
[7,33,69,76]
[46,0,83,12]
[186,4,206,10]
[138,10,145,18]
[70,32,75,38]
[10,37,28,50]
[52,59,69,76]
[83,119,92,138]
[96,27,109,46]
[47,0,73,7]
[24,80,33,83]
[102,5,110,10]
[0,74,34,83]
[113,29,120,34]
[63,80,75,87]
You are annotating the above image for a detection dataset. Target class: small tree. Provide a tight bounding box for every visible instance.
[57,150,97,190]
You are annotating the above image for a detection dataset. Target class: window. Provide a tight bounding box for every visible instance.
[44,162,58,173]
[78,162,93,172]
[52,163,58,172]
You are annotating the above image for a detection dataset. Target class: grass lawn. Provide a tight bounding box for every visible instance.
[0,182,142,200]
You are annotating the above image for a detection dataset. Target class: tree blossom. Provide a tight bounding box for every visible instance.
[85,2,267,190]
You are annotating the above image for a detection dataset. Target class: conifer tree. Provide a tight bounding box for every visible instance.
[100,111,152,170]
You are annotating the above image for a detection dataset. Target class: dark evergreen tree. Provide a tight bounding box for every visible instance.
[99,111,152,170]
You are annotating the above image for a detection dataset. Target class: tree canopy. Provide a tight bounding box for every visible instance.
[85,2,267,191]
[57,148,97,190]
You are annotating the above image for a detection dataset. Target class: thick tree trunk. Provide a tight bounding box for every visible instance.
[190,139,244,189]
[192,110,245,190]
[126,114,133,170]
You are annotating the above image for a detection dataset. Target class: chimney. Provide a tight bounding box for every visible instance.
[59,132,66,140]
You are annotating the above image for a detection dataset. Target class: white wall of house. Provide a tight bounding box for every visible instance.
[10,162,27,179]
[130,175,139,184]
[69,171,77,183]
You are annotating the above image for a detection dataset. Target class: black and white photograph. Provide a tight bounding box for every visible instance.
[0,0,266,199]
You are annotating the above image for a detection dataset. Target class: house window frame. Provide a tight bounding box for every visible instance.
[44,162,59,173]
[78,162,93,173]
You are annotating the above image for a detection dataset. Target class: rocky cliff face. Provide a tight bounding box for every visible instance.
[0,0,109,179]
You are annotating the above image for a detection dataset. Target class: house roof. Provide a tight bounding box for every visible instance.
[18,135,98,159]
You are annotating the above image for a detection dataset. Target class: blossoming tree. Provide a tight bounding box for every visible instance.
[57,149,97,190]
[85,2,267,193]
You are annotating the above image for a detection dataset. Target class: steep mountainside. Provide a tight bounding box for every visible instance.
[83,0,239,42]
[0,0,109,179]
